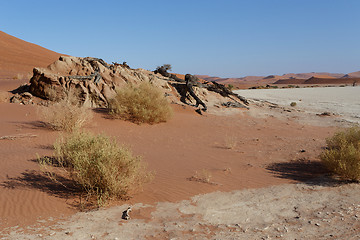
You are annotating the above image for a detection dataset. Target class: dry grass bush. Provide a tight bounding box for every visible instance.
[108,81,173,124]
[38,90,92,132]
[39,131,153,206]
[320,126,360,181]
[224,135,238,149]
[188,169,217,185]
[0,91,10,103]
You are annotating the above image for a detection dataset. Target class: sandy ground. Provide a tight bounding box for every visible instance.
[3,179,360,239]
[0,82,359,239]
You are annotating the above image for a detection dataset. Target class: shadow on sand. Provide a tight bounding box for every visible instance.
[1,158,105,210]
[10,120,48,130]
[1,170,81,200]
[266,158,350,187]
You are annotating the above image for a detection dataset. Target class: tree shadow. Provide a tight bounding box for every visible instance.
[266,158,348,186]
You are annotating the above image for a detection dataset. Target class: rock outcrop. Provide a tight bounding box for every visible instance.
[27,56,248,111]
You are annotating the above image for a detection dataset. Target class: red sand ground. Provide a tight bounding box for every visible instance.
[0,97,336,230]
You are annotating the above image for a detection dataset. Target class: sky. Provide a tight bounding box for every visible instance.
[1,0,360,78]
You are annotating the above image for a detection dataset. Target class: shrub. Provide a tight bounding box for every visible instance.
[108,81,173,124]
[156,64,172,71]
[0,91,9,103]
[290,102,297,107]
[38,92,93,132]
[320,127,360,181]
[40,131,152,205]
[224,135,237,149]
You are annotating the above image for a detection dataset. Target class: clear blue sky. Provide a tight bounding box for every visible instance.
[1,0,360,77]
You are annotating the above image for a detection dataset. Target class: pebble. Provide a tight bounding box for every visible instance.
[315,223,320,227]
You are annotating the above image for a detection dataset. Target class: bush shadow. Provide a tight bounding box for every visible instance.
[10,120,49,130]
[266,158,348,187]
[1,170,82,199]
[92,108,114,119]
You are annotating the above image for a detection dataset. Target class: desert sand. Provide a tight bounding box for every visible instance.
[1,31,360,239]
[2,93,360,239]
[0,31,61,79]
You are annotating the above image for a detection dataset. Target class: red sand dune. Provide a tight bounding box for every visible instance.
[0,31,62,79]
[304,77,360,85]
[342,71,360,78]
[273,78,307,85]
[200,71,358,88]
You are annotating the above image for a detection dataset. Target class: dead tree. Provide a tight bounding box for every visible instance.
[207,81,249,106]
[68,70,102,83]
[185,74,207,111]
[154,66,185,83]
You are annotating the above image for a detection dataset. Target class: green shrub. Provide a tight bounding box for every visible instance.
[108,81,173,124]
[41,131,153,205]
[290,102,297,107]
[320,127,360,181]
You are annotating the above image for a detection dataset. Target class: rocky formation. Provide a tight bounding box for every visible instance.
[25,56,248,111]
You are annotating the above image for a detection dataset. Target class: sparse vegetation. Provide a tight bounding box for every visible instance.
[188,169,216,185]
[320,126,360,181]
[224,135,238,149]
[39,131,153,205]
[12,73,23,80]
[290,102,297,107]
[0,91,9,103]
[38,90,92,132]
[156,64,172,71]
[108,81,173,124]
[227,84,234,91]
[43,86,58,101]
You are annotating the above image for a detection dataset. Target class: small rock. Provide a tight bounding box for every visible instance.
[315,223,320,227]
[317,112,332,116]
